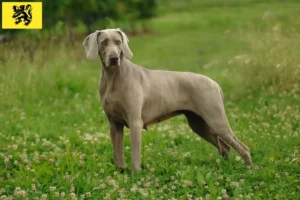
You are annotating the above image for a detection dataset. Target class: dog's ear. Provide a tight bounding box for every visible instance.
[83,30,101,60]
[116,28,133,59]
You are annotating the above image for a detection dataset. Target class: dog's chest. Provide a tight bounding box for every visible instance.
[102,95,126,121]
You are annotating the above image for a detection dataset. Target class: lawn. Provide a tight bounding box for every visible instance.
[0,0,299,199]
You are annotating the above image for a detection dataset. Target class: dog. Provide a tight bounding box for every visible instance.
[83,28,252,173]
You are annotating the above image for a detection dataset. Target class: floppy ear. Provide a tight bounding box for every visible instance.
[83,30,101,60]
[116,28,133,59]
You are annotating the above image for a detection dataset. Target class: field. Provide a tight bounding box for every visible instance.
[0,0,299,199]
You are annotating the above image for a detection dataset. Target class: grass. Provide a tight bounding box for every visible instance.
[0,0,300,199]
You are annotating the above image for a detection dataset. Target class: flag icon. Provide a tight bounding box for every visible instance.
[2,2,42,29]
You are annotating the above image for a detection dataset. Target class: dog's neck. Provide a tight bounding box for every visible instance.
[100,56,128,80]
[101,61,120,79]
[99,56,130,96]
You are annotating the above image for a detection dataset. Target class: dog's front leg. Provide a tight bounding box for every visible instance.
[109,120,126,168]
[129,120,143,174]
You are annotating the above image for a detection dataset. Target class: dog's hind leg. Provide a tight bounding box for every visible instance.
[194,97,252,165]
[211,125,252,165]
[185,111,231,159]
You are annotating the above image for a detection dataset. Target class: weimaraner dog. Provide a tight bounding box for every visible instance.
[83,28,252,173]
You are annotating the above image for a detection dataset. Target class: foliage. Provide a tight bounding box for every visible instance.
[0,0,158,37]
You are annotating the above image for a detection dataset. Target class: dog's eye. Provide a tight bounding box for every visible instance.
[101,41,108,46]
[116,40,121,45]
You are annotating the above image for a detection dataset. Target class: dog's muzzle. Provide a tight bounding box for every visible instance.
[109,53,119,66]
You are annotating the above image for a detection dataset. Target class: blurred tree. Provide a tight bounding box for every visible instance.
[0,0,158,62]
[0,0,158,40]
[136,0,157,32]
[117,0,157,33]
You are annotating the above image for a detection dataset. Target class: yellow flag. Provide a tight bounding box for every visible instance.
[2,2,42,29]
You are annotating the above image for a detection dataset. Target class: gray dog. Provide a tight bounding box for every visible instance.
[83,28,252,173]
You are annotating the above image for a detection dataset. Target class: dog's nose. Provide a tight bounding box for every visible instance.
[110,57,118,62]
[109,54,119,63]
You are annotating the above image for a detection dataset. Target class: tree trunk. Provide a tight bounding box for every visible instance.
[65,16,74,47]
[130,21,138,35]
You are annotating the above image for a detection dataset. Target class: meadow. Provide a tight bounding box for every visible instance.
[0,0,299,199]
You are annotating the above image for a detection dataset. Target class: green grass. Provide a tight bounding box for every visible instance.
[0,0,300,199]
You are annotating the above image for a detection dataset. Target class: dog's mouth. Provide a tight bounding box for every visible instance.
[109,60,119,66]
[107,58,120,67]
[107,63,119,68]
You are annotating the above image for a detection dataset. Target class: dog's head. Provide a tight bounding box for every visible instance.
[83,28,133,67]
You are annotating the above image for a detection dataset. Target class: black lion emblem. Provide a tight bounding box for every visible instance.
[12,4,32,26]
